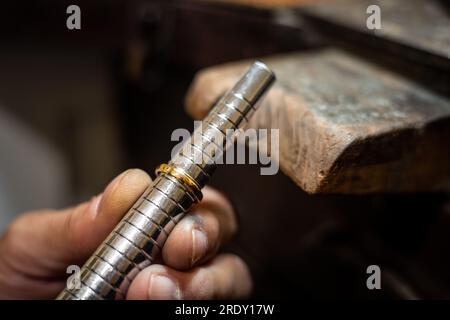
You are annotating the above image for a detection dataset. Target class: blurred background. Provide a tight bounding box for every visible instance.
[0,0,449,299]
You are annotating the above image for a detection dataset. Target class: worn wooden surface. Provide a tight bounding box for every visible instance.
[185,49,450,194]
[299,0,450,72]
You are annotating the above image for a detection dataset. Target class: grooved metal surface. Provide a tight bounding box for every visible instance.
[57,62,275,300]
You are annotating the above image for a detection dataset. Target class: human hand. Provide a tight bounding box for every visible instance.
[0,169,252,300]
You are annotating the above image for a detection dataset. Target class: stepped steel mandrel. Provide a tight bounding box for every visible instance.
[57,61,275,300]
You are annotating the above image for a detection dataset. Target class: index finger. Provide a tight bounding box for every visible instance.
[161,187,238,270]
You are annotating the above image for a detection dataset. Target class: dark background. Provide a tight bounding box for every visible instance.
[0,0,449,299]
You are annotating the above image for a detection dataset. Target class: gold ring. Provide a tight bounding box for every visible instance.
[155,163,203,203]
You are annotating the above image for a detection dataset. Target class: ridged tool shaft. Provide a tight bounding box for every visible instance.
[57,61,275,300]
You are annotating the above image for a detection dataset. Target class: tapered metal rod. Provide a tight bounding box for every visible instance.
[57,61,275,300]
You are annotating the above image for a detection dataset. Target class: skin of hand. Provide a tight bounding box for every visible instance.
[0,169,252,300]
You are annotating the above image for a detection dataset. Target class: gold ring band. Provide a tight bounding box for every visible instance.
[155,163,203,203]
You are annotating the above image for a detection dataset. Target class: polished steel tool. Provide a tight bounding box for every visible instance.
[57,61,275,300]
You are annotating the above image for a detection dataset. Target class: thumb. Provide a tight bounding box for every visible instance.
[6,169,152,274]
[60,169,152,264]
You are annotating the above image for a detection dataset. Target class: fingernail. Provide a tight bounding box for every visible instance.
[191,228,208,266]
[148,275,181,300]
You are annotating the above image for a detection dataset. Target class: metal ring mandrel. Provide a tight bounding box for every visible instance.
[56,61,275,300]
[230,61,275,106]
[155,163,203,203]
